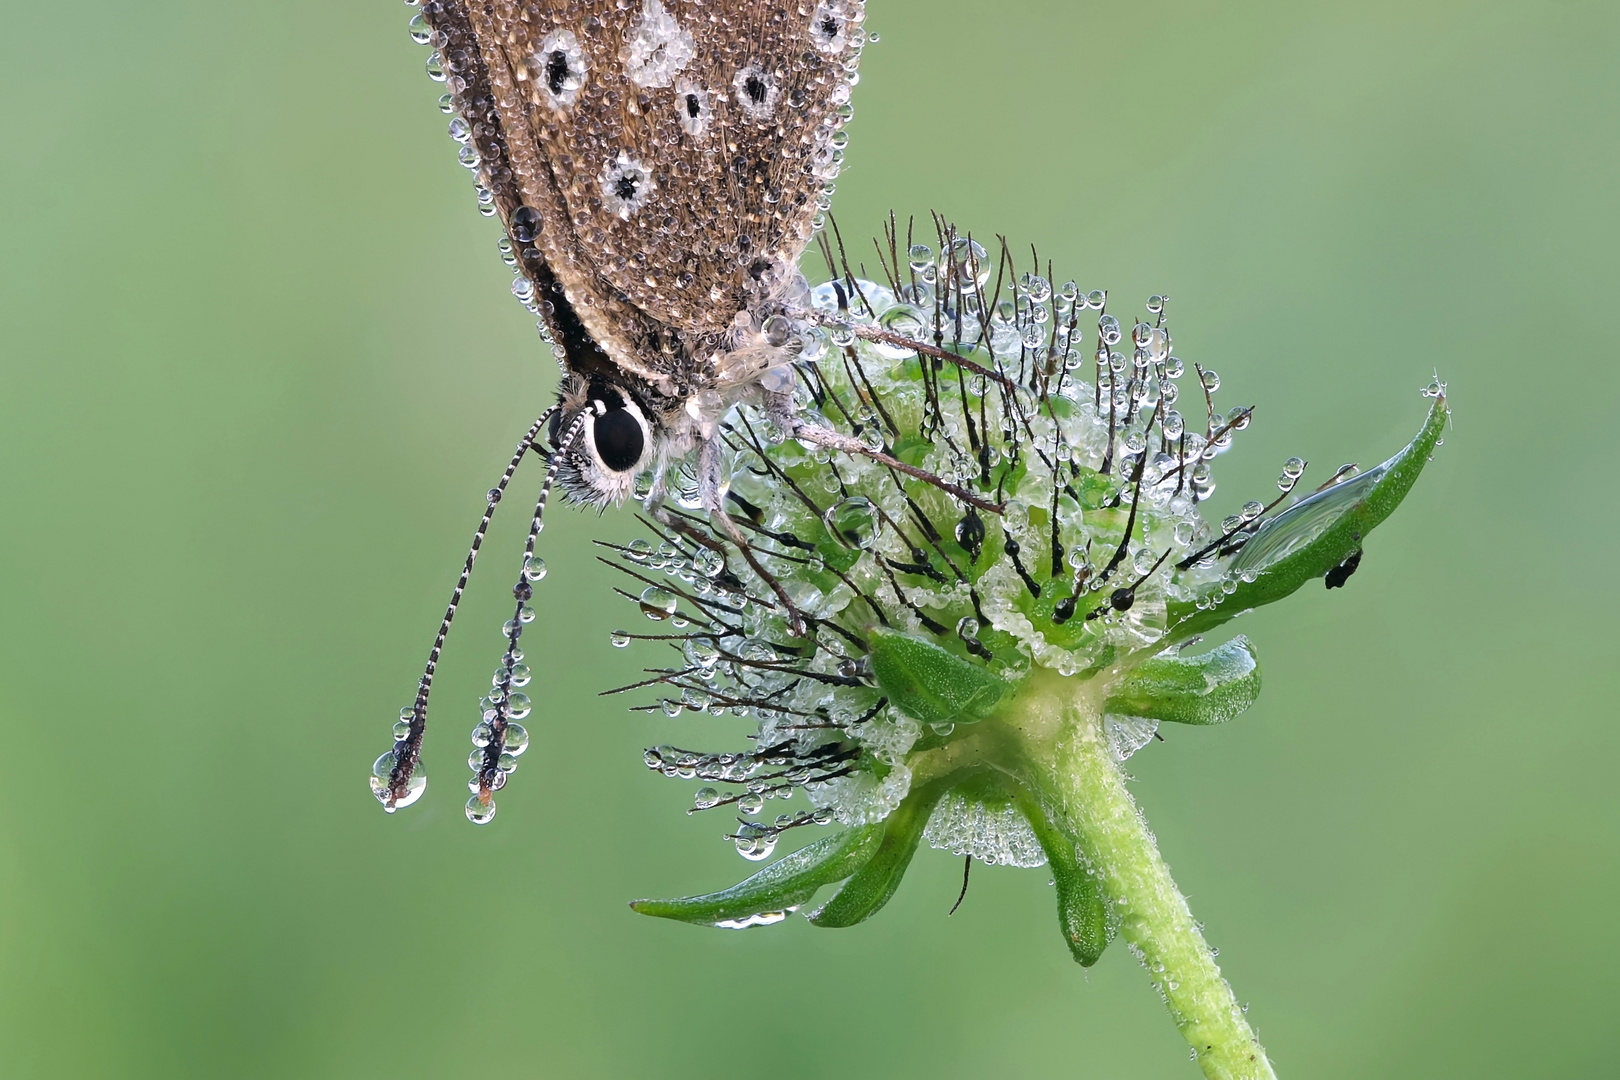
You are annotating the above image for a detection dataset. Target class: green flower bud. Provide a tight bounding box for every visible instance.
[608,242,1446,1001]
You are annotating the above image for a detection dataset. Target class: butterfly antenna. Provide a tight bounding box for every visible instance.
[465,410,588,821]
[384,405,559,808]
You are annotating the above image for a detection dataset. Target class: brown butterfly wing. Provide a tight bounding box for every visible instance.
[422,0,644,396]
[459,0,861,389]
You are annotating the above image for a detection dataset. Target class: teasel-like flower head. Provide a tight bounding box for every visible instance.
[610,218,1447,957]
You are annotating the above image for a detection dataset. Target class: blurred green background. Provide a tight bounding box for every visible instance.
[2,0,1615,1075]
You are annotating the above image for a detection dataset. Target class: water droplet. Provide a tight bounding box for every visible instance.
[639,586,678,619]
[610,629,632,648]
[955,511,986,561]
[694,787,720,809]
[392,720,412,740]
[738,793,765,815]
[466,794,497,824]
[734,827,778,861]
[507,663,531,687]
[682,636,721,669]
[523,554,547,582]
[1019,273,1052,303]
[1201,369,1221,392]
[692,548,724,578]
[471,721,493,748]
[940,237,991,290]
[824,496,879,549]
[503,723,529,756]
[505,692,531,720]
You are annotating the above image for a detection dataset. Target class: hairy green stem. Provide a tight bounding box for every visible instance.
[1011,670,1276,1079]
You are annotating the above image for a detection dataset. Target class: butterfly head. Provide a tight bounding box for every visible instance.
[552,377,656,507]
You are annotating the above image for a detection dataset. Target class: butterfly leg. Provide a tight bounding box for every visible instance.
[789,421,1004,515]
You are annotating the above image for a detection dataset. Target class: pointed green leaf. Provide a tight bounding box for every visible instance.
[868,627,1008,725]
[1106,637,1261,726]
[630,824,883,928]
[808,775,956,927]
[1014,788,1111,966]
[1168,391,1448,642]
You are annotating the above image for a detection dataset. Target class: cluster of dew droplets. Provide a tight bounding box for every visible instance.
[406,6,499,222]
[922,789,1047,868]
[404,0,556,348]
[370,707,427,813]
[464,552,545,824]
[601,224,1333,845]
[603,530,865,858]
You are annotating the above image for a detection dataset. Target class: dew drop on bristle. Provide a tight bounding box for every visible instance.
[370,751,426,811]
[639,586,678,619]
[825,496,879,549]
[503,724,529,755]
[466,795,497,824]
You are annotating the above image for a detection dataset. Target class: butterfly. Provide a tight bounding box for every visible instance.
[419,0,869,501]
[380,0,997,814]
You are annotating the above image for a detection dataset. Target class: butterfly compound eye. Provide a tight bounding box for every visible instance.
[593,407,645,473]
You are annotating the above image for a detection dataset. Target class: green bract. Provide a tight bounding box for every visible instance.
[630,825,883,928]
[1106,637,1261,727]
[867,628,1007,725]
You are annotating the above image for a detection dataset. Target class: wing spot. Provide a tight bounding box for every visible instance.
[733,66,778,120]
[674,76,712,137]
[620,0,696,88]
[545,52,569,94]
[528,29,588,109]
[809,1,853,54]
[600,153,655,220]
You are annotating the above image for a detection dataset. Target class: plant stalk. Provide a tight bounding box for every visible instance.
[1011,670,1277,1079]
